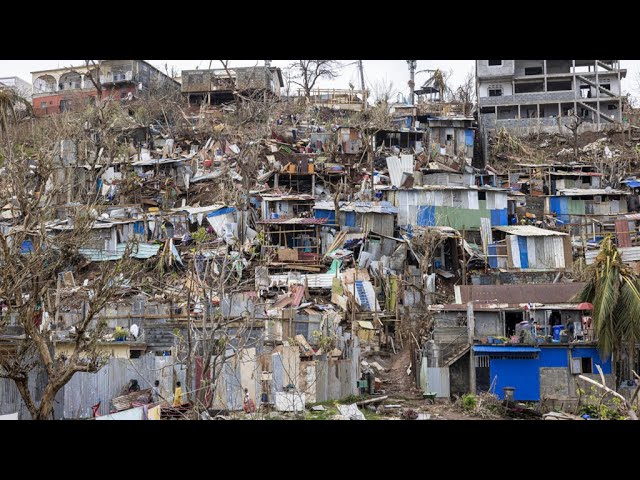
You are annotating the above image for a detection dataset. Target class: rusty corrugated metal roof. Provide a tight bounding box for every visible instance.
[458,283,586,305]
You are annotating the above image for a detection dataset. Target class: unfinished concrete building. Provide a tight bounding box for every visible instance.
[181,66,284,105]
[476,60,627,158]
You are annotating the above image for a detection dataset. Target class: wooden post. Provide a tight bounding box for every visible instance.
[462,226,467,285]
[467,301,476,395]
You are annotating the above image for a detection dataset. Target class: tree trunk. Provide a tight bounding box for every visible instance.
[186,284,193,403]
[34,394,55,420]
[628,339,636,382]
[13,376,37,419]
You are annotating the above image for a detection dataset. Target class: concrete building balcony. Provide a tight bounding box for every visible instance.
[481,115,619,134]
[479,91,621,107]
[100,71,136,84]
[511,69,627,82]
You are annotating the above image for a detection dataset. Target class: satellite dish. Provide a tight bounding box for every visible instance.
[130,324,139,339]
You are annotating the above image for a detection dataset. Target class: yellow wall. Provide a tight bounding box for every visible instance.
[55,343,131,359]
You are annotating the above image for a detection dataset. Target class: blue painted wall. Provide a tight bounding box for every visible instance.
[490,357,540,401]
[344,211,356,227]
[484,346,611,401]
[549,196,569,224]
[538,347,568,368]
[488,244,498,268]
[572,347,612,373]
[490,208,508,226]
[417,205,436,226]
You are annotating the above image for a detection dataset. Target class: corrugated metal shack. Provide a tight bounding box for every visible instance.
[489,225,572,271]
[314,201,398,238]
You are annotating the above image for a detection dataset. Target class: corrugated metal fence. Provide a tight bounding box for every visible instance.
[0,353,187,419]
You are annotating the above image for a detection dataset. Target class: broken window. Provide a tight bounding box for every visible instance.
[480,107,495,114]
[608,104,618,110]
[488,60,502,66]
[40,101,46,109]
[488,88,503,97]
[478,190,487,200]
[524,67,543,75]
[600,83,611,91]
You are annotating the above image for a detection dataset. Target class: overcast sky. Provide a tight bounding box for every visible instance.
[1,60,639,101]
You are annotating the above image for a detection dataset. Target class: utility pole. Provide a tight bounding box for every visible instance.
[357,60,366,110]
[407,60,417,130]
[407,60,417,105]
[467,301,476,396]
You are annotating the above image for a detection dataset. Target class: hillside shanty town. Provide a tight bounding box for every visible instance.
[2,58,640,421]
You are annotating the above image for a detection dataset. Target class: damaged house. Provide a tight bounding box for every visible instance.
[181,66,284,106]
[487,225,572,272]
[477,59,626,158]
[31,60,180,116]
[424,283,611,404]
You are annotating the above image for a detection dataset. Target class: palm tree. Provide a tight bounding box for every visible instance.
[578,235,640,381]
[0,86,32,136]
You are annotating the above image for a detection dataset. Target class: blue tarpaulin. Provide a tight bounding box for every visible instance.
[465,129,474,146]
[417,205,436,226]
[624,180,640,188]
[207,207,236,218]
[517,236,529,268]
[20,240,34,254]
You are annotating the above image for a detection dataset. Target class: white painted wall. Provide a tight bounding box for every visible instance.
[478,81,513,98]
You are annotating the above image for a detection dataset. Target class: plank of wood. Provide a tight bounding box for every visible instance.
[356,395,388,406]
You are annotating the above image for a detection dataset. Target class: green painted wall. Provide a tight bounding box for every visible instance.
[434,205,488,230]
[568,198,585,215]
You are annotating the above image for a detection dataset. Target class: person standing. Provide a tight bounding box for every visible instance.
[151,380,162,404]
[173,381,183,407]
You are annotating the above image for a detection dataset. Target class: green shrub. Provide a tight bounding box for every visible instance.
[462,393,477,412]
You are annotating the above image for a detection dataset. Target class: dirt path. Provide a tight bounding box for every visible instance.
[365,346,486,420]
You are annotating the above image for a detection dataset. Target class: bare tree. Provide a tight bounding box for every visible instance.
[565,113,584,160]
[451,69,475,116]
[372,79,398,105]
[0,119,140,419]
[288,61,343,98]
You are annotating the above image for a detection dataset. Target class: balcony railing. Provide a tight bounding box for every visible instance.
[100,71,135,84]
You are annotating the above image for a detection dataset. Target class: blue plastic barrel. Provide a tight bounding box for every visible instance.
[553,325,564,342]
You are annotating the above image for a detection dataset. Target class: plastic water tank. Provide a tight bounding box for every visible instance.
[553,324,564,342]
